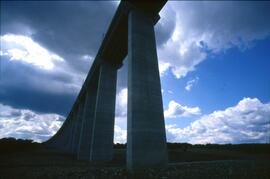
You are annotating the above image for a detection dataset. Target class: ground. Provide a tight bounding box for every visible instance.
[0,141,269,178]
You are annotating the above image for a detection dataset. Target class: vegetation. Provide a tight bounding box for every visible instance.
[1,138,269,154]
[114,142,270,154]
[0,137,41,153]
[0,139,269,178]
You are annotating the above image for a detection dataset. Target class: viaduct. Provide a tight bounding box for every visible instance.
[45,0,168,171]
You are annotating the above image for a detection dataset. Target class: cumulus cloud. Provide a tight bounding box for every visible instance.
[1,1,117,59]
[0,34,86,95]
[1,34,64,70]
[157,1,270,78]
[0,1,115,115]
[0,103,64,142]
[158,61,170,77]
[166,98,270,144]
[155,3,176,47]
[115,88,127,118]
[2,96,267,144]
[1,1,270,145]
[164,100,201,118]
[114,125,127,144]
[185,77,199,91]
[0,102,128,144]
[0,42,86,115]
[114,88,128,141]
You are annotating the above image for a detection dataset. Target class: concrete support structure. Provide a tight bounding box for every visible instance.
[127,10,168,170]
[45,0,168,171]
[64,120,74,153]
[90,62,118,161]
[59,120,71,152]
[71,102,85,154]
[77,87,98,160]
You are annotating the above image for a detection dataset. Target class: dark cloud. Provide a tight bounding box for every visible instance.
[178,1,270,51]
[0,86,75,116]
[0,57,76,116]
[1,1,117,57]
[117,57,128,90]
[1,1,270,144]
[0,1,172,118]
[1,1,119,115]
[155,4,176,47]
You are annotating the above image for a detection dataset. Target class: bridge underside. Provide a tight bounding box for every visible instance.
[45,0,168,171]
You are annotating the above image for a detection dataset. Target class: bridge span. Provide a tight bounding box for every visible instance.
[45,0,168,170]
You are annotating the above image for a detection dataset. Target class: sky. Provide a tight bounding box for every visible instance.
[0,1,270,144]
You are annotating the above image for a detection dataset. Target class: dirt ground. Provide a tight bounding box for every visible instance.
[0,146,269,179]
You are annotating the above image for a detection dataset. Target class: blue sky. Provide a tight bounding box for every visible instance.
[162,36,270,119]
[0,1,270,144]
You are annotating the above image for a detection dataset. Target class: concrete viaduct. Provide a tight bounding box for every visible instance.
[45,0,168,170]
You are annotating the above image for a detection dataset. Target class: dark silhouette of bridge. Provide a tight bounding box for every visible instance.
[45,0,168,171]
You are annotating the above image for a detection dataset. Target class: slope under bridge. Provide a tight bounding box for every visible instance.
[45,0,168,171]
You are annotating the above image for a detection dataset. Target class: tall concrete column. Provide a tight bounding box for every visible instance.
[77,86,98,160]
[62,120,73,153]
[58,122,70,151]
[53,121,68,150]
[90,61,118,161]
[127,9,168,170]
[71,102,85,154]
[67,117,76,153]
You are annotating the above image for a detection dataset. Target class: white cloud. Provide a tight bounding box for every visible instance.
[0,103,64,142]
[114,88,128,143]
[2,97,268,145]
[1,33,89,95]
[81,54,93,61]
[0,102,128,144]
[164,100,201,118]
[1,34,64,70]
[115,88,127,118]
[185,77,199,91]
[157,1,270,78]
[168,90,173,94]
[158,61,170,77]
[114,125,126,144]
[166,98,270,144]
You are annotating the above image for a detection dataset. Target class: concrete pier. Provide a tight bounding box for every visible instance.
[64,120,74,153]
[127,9,168,170]
[90,61,118,161]
[59,120,72,152]
[77,88,98,160]
[65,117,75,153]
[71,103,85,154]
[45,0,168,171]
